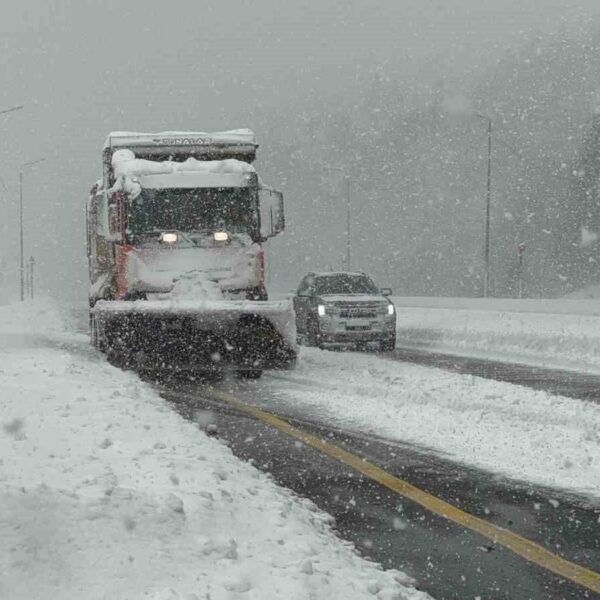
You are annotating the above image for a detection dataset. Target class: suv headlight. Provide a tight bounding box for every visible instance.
[317,304,326,317]
[387,304,395,316]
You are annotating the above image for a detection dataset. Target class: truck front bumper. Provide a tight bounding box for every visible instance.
[92,298,298,372]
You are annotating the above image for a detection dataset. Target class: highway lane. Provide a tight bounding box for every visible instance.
[153,374,600,600]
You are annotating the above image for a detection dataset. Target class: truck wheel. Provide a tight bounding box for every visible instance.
[379,337,396,352]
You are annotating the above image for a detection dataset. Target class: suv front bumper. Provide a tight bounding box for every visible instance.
[317,314,395,344]
[319,331,395,344]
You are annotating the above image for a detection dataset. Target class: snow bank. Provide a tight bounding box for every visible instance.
[392,296,600,315]
[0,300,427,600]
[393,297,600,373]
[268,348,600,500]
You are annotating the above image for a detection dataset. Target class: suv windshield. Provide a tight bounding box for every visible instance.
[128,187,258,236]
[314,274,379,295]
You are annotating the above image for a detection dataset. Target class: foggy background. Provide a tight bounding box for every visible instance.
[2,0,600,303]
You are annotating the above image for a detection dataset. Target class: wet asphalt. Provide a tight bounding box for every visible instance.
[391,347,600,403]
[155,370,600,600]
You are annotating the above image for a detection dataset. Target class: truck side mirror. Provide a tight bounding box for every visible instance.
[271,190,285,235]
[259,187,285,239]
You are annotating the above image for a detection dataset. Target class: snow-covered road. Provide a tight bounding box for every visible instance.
[5,296,600,599]
[263,347,600,500]
[0,300,428,600]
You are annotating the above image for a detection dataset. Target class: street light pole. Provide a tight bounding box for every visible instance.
[19,158,45,301]
[345,175,351,271]
[484,117,492,298]
[476,113,492,298]
[19,170,24,301]
[0,104,25,298]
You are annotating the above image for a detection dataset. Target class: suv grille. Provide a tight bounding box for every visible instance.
[339,308,377,319]
[333,302,385,319]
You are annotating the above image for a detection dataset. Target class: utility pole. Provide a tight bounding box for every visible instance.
[19,158,45,301]
[345,175,351,271]
[19,171,24,301]
[473,113,529,298]
[476,113,492,297]
[517,242,525,299]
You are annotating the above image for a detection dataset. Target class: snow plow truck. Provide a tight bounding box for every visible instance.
[87,129,297,378]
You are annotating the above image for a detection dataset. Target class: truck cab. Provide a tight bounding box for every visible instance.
[87,131,284,305]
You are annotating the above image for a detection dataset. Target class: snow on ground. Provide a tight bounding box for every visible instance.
[265,347,600,501]
[392,296,600,373]
[0,300,429,600]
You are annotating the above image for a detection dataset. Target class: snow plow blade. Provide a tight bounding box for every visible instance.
[91,299,297,376]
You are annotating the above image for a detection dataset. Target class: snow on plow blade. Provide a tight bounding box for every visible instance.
[91,299,297,374]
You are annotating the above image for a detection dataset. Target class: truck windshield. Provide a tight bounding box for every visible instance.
[315,275,379,295]
[128,187,258,236]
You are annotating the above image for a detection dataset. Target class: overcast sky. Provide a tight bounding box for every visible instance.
[1,0,599,301]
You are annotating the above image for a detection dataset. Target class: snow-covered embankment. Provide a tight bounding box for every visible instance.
[394,296,600,373]
[0,300,429,600]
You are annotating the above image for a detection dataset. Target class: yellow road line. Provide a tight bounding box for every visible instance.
[209,386,600,595]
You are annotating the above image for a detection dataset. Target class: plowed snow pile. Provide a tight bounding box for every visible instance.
[266,348,600,499]
[0,300,429,600]
[393,296,600,373]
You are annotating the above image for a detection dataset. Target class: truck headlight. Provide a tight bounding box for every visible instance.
[387,304,395,315]
[317,304,326,317]
[160,232,178,244]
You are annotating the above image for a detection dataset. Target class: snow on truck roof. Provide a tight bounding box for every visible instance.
[112,150,255,179]
[109,151,255,194]
[104,129,257,150]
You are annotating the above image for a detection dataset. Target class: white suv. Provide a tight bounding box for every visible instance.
[293,272,396,351]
